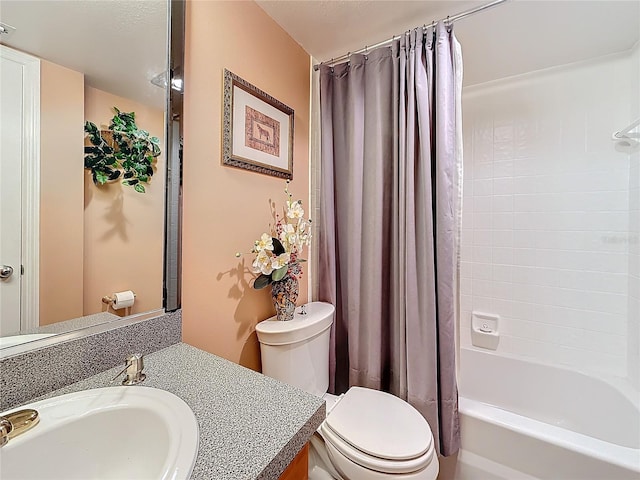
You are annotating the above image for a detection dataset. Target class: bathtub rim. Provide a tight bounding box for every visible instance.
[458,395,640,474]
[458,346,640,413]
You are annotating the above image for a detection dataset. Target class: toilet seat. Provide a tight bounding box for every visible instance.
[320,421,434,474]
[319,387,436,475]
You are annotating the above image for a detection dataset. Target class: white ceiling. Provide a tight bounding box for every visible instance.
[1,1,637,98]
[0,1,168,108]
[256,0,640,86]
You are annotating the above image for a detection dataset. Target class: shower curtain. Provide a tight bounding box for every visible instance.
[318,23,463,456]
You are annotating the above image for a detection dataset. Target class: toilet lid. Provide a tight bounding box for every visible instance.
[324,387,433,461]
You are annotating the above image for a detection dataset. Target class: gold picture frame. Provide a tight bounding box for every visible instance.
[222,69,294,179]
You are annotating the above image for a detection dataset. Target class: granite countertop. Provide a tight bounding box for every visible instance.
[26,311,120,335]
[30,343,326,480]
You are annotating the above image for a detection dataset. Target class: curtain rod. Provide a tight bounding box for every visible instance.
[313,0,508,71]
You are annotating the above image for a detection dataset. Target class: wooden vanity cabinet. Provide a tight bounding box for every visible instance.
[278,443,309,480]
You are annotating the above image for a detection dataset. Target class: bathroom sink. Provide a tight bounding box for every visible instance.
[0,386,199,480]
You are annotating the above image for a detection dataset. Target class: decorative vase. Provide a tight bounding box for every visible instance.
[270,273,299,321]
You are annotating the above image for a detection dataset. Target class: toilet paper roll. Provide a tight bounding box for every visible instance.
[112,290,135,310]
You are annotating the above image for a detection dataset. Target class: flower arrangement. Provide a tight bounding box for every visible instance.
[236,181,311,290]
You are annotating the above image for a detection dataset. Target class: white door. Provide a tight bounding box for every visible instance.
[0,54,23,335]
[0,46,40,335]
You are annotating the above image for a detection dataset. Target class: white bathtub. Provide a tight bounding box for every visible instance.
[454,347,640,480]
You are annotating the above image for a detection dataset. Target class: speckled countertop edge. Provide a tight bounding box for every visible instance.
[26,312,120,334]
[28,343,325,480]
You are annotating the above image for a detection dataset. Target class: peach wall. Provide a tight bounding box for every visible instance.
[182,0,311,370]
[83,87,165,317]
[39,60,85,326]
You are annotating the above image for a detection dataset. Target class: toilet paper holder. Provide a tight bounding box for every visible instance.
[102,291,137,306]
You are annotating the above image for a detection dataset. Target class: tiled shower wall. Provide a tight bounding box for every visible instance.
[460,49,636,378]
[627,44,640,388]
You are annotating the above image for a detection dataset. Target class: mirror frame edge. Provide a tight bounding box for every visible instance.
[164,0,185,313]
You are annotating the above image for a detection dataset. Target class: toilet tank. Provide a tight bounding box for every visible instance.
[255,302,334,397]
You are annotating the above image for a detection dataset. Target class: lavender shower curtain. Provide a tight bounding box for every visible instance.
[318,23,462,456]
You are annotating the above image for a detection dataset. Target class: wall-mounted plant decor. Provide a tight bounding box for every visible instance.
[84,107,161,193]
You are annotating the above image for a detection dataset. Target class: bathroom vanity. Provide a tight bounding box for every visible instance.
[5,341,325,480]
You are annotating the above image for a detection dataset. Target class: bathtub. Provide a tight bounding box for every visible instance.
[454,347,640,480]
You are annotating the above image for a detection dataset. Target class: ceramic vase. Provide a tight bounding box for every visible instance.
[270,273,299,321]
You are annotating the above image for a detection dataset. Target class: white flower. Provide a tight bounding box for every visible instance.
[255,233,274,252]
[239,185,312,290]
[271,252,291,270]
[297,219,312,246]
[286,200,304,219]
[252,249,273,275]
[279,224,298,251]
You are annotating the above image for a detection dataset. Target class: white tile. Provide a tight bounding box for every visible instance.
[492,213,514,230]
[460,52,635,380]
[473,263,492,280]
[492,264,513,282]
[473,213,492,230]
[513,248,537,267]
[493,177,514,195]
[493,160,514,178]
[473,229,492,246]
[492,195,514,212]
[473,246,492,264]
[473,195,492,213]
[492,230,513,247]
[492,247,514,265]
[473,179,493,196]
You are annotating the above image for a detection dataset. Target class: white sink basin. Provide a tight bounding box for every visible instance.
[0,386,199,480]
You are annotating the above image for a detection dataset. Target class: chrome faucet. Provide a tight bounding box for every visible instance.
[111,354,146,385]
[0,409,40,447]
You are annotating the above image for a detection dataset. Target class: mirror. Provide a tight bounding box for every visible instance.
[0,0,182,350]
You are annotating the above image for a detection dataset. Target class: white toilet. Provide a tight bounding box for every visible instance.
[255,302,439,480]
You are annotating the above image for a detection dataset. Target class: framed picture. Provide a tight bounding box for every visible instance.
[222,69,294,179]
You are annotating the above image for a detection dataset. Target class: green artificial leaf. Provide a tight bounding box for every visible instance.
[253,274,273,290]
[272,237,285,256]
[85,156,99,168]
[271,266,288,282]
[95,170,109,185]
[85,106,161,193]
